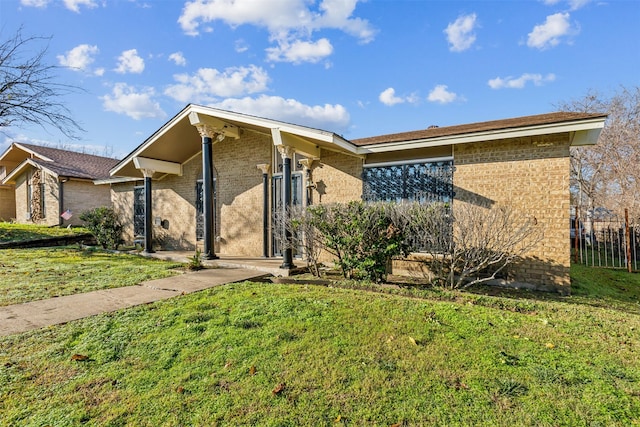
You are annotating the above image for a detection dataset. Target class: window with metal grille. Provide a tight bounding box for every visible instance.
[362,160,454,203]
[133,186,145,237]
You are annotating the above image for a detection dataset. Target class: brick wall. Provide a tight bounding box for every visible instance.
[111,181,138,244]
[0,186,16,221]
[311,149,363,204]
[453,134,572,293]
[62,179,113,226]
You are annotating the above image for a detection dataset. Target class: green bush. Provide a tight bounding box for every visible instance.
[79,207,123,250]
[307,201,409,282]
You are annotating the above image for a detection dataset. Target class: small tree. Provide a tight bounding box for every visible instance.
[80,207,123,250]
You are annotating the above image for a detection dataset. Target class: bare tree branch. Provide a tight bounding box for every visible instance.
[0,26,85,140]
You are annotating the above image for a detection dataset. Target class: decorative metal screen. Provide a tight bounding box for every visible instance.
[362,160,454,203]
[195,179,217,241]
[133,186,145,237]
[271,173,302,257]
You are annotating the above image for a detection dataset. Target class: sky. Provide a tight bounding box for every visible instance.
[1,0,639,159]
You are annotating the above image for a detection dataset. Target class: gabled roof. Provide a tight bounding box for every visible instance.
[352,112,608,149]
[0,143,120,184]
[111,104,356,179]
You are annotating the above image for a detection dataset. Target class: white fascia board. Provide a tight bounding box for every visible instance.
[0,143,54,163]
[2,159,58,184]
[191,104,358,153]
[111,106,195,176]
[356,117,607,154]
[133,157,182,176]
[93,177,140,185]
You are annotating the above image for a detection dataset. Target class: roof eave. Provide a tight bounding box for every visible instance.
[356,116,607,154]
[2,159,59,184]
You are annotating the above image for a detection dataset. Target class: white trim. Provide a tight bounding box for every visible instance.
[356,117,606,154]
[364,156,454,168]
[2,159,58,184]
[0,142,54,163]
[133,157,182,176]
[93,177,140,185]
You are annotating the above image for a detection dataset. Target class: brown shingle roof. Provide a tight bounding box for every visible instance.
[350,112,608,146]
[14,143,120,180]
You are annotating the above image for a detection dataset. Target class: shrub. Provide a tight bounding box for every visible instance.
[79,207,123,250]
[306,201,410,282]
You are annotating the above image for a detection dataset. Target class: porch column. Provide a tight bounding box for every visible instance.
[278,146,295,269]
[194,124,221,260]
[257,164,271,258]
[298,158,316,206]
[141,168,155,254]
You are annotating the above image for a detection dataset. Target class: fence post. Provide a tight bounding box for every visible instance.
[574,210,579,264]
[625,208,632,273]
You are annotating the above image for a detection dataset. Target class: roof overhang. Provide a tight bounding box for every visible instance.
[110,104,359,179]
[2,159,58,185]
[0,142,54,164]
[356,115,607,154]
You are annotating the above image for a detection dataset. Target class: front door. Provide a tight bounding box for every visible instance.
[272,173,302,257]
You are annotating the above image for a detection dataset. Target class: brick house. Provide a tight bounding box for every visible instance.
[0,143,119,226]
[109,104,606,293]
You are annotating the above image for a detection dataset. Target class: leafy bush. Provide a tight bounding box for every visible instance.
[306,201,410,282]
[79,207,123,250]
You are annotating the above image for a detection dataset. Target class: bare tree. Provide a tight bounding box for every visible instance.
[0,26,84,140]
[402,202,542,290]
[556,86,640,217]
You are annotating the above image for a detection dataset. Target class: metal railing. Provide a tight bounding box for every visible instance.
[573,208,639,272]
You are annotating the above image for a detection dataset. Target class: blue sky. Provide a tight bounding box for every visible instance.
[1,0,638,159]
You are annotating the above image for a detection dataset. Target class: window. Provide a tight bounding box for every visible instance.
[362,160,454,204]
[133,186,145,236]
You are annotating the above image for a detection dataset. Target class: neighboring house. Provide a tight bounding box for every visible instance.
[0,143,120,226]
[109,104,606,293]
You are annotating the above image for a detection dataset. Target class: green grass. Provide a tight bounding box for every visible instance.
[1,267,639,426]
[0,222,91,243]
[0,247,183,306]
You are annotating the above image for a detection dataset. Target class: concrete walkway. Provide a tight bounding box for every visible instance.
[0,268,267,337]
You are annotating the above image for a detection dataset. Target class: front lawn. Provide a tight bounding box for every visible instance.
[1,267,638,426]
[0,247,183,306]
[0,222,90,243]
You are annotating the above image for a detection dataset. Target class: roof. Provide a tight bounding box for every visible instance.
[110,104,356,179]
[351,112,608,146]
[0,143,120,184]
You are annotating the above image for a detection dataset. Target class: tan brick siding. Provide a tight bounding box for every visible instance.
[311,149,363,204]
[0,186,16,221]
[453,134,571,293]
[62,179,113,226]
[111,181,138,245]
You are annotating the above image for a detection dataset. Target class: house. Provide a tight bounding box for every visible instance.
[0,143,120,226]
[109,104,606,293]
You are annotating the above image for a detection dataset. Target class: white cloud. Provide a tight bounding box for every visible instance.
[444,13,478,52]
[101,83,166,120]
[164,65,270,103]
[210,95,350,133]
[20,0,50,7]
[266,38,333,64]
[63,0,98,12]
[427,85,459,104]
[488,73,556,89]
[235,39,249,53]
[178,0,375,63]
[527,13,574,49]
[543,0,590,11]
[115,49,145,74]
[168,52,187,66]
[378,88,418,106]
[57,44,100,74]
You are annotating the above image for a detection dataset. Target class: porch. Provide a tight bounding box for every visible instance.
[139,251,308,277]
